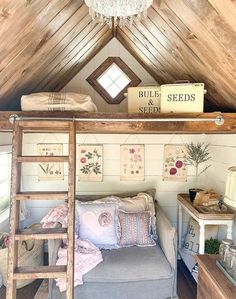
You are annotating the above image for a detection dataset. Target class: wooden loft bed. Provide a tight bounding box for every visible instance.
[0,111,236,133]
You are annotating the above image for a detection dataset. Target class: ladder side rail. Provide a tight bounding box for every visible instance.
[6,121,23,299]
[66,121,76,299]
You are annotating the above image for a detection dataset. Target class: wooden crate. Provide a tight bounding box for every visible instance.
[160,83,205,113]
[127,86,161,113]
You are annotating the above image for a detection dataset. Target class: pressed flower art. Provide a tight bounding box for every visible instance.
[78,145,103,181]
[37,143,64,181]
[163,144,187,182]
[120,144,144,181]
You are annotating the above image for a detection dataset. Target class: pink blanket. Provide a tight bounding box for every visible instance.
[40,203,68,228]
[55,238,103,292]
[40,205,103,292]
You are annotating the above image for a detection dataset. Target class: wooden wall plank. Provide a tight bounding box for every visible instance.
[34,22,111,90]
[157,1,236,107]
[0,0,72,72]
[207,0,236,32]
[182,0,236,59]
[116,29,161,84]
[55,30,113,90]
[123,22,194,81]
[0,1,83,108]
[117,27,175,83]
[7,5,90,98]
[150,1,236,110]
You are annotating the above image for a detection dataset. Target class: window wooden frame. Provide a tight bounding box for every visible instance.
[86,57,141,104]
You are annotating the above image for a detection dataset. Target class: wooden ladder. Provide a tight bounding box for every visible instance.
[6,119,76,299]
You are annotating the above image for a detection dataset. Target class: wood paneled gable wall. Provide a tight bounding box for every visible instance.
[0,0,236,112]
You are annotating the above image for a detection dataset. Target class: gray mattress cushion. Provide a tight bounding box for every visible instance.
[51,244,175,299]
[84,244,173,283]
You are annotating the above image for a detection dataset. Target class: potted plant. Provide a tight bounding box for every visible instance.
[205,237,221,254]
[185,142,211,201]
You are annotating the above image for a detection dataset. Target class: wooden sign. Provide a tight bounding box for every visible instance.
[160,83,205,113]
[128,86,161,113]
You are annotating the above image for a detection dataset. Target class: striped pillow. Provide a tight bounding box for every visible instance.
[119,211,156,247]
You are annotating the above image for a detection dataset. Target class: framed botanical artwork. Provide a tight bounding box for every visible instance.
[120,144,145,181]
[78,145,103,181]
[163,144,187,182]
[37,143,64,181]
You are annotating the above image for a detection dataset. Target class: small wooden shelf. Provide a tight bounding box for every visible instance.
[177,193,235,220]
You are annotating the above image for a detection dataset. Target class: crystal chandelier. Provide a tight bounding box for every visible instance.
[84,0,153,28]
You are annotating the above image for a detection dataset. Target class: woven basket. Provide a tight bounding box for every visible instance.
[0,224,44,289]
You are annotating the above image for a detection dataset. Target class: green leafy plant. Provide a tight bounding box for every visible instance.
[185,142,211,176]
[205,238,221,254]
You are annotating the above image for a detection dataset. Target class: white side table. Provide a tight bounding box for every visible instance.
[177,193,235,254]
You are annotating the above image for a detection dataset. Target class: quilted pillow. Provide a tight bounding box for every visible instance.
[76,201,119,249]
[118,210,156,247]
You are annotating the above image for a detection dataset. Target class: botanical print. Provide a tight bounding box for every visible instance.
[37,143,64,181]
[120,144,144,181]
[78,145,103,181]
[163,144,187,182]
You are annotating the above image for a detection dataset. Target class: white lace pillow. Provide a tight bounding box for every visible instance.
[76,201,119,249]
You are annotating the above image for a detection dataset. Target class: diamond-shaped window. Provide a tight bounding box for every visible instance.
[87,57,141,104]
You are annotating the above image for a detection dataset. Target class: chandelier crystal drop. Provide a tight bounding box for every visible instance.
[85,0,153,28]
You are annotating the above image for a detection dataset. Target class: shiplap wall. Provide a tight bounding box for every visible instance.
[64,38,157,113]
[0,132,12,146]
[203,135,236,242]
[1,131,236,243]
[22,133,207,232]
[0,132,12,231]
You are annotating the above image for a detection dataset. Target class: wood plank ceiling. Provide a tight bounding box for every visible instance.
[0,0,236,111]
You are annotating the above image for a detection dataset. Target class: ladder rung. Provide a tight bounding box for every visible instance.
[16,191,68,200]
[17,156,69,163]
[13,266,67,279]
[15,228,67,240]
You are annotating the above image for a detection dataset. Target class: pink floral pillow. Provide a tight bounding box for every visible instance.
[119,210,156,247]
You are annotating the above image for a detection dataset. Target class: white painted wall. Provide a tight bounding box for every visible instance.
[203,135,236,242]
[22,133,207,232]
[1,131,236,245]
[64,38,157,113]
[0,132,12,146]
[0,132,12,232]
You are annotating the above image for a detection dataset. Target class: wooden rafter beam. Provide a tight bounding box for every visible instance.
[0,112,236,134]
